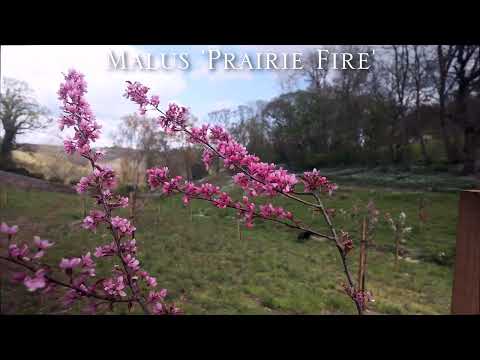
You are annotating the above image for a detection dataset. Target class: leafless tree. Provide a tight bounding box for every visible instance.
[410,45,434,164]
[112,114,169,186]
[451,45,480,174]
[383,45,414,163]
[432,45,460,164]
[0,78,51,167]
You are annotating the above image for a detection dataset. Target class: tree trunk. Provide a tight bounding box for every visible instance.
[456,84,476,174]
[439,102,461,164]
[0,128,15,168]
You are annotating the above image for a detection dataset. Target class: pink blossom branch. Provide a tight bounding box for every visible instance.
[124,79,372,314]
[0,255,135,304]
[152,107,362,312]
[80,151,151,314]
[312,193,363,314]
[155,106,325,211]
[63,100,151,312]
[0,70,180,316]
[175,190,335,242]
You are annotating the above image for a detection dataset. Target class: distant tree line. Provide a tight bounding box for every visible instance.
[2,45,479,177]
[210,45,480,175]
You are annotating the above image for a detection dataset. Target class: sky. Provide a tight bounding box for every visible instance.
[0,45,322,147]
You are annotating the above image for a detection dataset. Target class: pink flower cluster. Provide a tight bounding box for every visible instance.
[146,168,296,228]
[8,237,54,262]
[146,166,169,189]
[111,216,136,236]
[343,284,374,312]
[104,276,127,297]
[76,166,117,194]
[259,203,293,221]
[124,81,150,115]
[33,236,54,259]
[158,103,189,133]
[301,169,338,194]
[1,222,18,236]
[235,196,256,228]
[57,69,102,155]
[339,231,353,254]
[82,210,105,232]
[6,234,54,291]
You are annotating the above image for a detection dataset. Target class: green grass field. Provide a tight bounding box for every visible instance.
[0,181,459,315]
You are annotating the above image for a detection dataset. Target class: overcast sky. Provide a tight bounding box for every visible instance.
[0,45,326,147]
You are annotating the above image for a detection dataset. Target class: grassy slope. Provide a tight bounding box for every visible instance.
[0,182,458,315]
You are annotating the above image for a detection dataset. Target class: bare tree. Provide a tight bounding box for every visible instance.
[0,78,51,167]
[451,45,480,174]
[303,50,331,91]
[383,45,414,163]
[112,114,169,186]
[432,45,460,164]
[410,45,433,164]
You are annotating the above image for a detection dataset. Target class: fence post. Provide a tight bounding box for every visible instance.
[358,217,368,292]
[451,190,480,314]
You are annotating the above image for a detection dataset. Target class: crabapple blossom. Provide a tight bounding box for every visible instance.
[9,243,30,260]
[33,236,54,250]
[146,166,169,189]
[82,210,105,231]
[59,257,82,270]
[302,169,338,194]
[103,276,127,297]
[24,269,47,292]
[111,216,136,236]
[1,222,18,235]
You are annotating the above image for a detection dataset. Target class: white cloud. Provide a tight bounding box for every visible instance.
[1,45,188,147]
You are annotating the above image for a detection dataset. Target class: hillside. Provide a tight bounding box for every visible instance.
[8,143,209,186]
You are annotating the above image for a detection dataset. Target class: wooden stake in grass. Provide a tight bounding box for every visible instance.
[237,218,242,242]
[129,190,137,238]
[358,217,368,292]
[82,196,87,218]
[394,231,400,269]
[419,196,428,232]
[129,191,135,221]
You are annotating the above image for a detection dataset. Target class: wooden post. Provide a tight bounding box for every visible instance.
[358,217,367,291]
[82,196,87,218]
[129,191,135,221]
[394,231,400,269]
[451,190,480,314]
[129,190,137,238]
[237,219,242,242]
